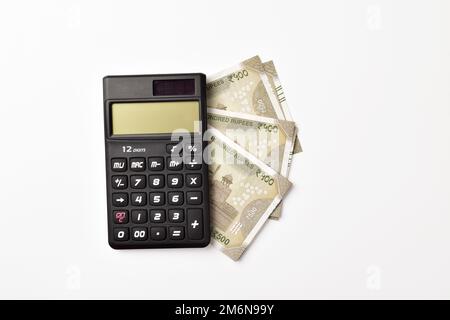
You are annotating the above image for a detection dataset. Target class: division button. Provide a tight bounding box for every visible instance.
[187,209,203,240]
[185,158,202,170]
[112,193,128,207]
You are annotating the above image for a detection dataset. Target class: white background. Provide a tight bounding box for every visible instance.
[0,0,449,299]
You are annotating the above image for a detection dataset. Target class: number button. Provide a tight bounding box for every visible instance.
[186,174,202,187]
[167,174,183,188]
[167,157,182,171]
[131,227,148,241]
[112,193,128,207]
[114,228,129,241]
[131,192,147,206]
[111,158,127,172]
[168,192,184,205]
[113,210,128,224]
[150,209,166,223]
[111,175,127,189]
[149,192,165,205]
[131,209,148,224]
[169,227,185,240]
[148,157,164,171]
[150,227,166,240]
[130,157,145,171]
[130,175,146,189]
[186,191,202,205]
[168,209,184,223]
[149,175,164,189]
[187,209,203,240]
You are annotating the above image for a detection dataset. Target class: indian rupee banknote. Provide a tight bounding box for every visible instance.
[205,127,292,260]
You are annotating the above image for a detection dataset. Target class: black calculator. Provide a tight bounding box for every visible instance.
[103,74,210,249]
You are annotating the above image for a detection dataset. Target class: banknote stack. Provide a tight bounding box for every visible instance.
[206,56,301,261]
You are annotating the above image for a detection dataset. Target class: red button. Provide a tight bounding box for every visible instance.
[113,210,128,224]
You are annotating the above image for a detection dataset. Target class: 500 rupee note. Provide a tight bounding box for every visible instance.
[262,60,302,154]
[205,127,292,260]
[207,56,284,119]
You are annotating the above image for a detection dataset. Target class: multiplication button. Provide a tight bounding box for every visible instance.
[186,174,201,187]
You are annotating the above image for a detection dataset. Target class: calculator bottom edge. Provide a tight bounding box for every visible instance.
[108,238,211,250]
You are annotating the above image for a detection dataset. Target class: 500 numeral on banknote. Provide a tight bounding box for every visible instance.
[212,230,231,246]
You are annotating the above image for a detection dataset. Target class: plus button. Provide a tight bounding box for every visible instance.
[191,220,199,229]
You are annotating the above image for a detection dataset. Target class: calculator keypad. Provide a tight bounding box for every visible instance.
[108,144,208,248]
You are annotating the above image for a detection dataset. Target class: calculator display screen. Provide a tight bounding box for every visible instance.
[111,101,200,135]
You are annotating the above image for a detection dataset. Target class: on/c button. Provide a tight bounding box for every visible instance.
[187,209,203,240]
